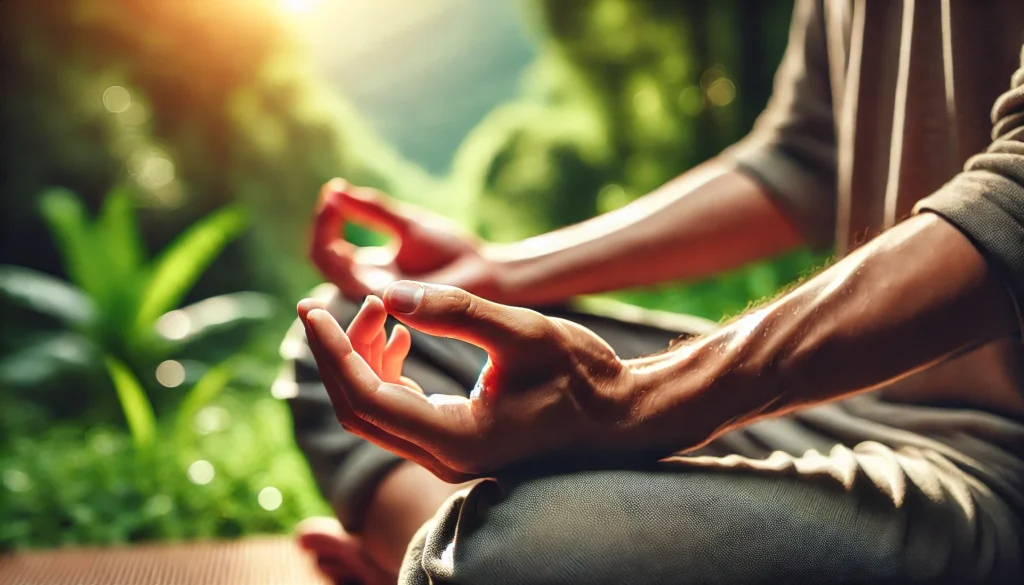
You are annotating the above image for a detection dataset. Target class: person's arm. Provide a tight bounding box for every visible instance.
[298,213,1020,480]
[630,214,1020,451]
[489,0,836,307]
[488,164,805,307]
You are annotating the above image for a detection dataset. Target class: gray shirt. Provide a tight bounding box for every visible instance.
[726,0,1024,414]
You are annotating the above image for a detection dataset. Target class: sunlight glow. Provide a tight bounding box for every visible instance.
[278,0,321,14]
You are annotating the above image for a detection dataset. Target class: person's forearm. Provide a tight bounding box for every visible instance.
[630,213,1020,451]
[488,159,805,307]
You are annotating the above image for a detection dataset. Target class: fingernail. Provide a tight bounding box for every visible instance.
[306,308,329,332]
[387,282,423,313]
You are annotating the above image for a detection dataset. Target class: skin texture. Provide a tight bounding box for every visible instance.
[299,214,1017,483]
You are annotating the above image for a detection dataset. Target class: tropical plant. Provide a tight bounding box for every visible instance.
[0,187,275,449]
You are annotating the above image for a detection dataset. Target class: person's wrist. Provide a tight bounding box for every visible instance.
[479,242,531,305]
[621,342,732,455]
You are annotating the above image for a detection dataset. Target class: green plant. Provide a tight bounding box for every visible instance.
[0,391,330,550]
[0,187,274,449]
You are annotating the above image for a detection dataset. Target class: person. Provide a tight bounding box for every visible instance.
[280,1,1024,582]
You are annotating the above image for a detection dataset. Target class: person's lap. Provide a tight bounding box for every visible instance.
[401,408,1023,584]
[285,290,1024,584]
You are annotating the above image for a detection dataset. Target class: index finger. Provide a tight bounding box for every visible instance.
[303,308,480,451]
[312,180,347,253]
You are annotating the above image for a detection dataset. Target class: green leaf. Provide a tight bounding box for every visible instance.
[0,265,95,327]
[156,292,275,345]
[174,359,235,448]
[0,332,98,387]
[94,187,145,319]
[134,206,247,336]
[103,356,156,450]
[38,188,106,301]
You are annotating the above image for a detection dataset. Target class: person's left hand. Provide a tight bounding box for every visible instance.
[297,282,660,481]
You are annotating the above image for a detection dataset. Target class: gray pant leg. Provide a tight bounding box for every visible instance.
[400,445,1023,585]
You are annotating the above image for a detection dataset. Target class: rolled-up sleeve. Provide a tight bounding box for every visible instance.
[915,45,1024,320]
[722,0,837,248]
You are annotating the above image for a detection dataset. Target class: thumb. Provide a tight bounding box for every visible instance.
[381,281,552,358]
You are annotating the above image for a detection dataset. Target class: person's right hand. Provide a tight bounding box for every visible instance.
[311,179,503,302]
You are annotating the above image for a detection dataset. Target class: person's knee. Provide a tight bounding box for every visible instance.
[405,470,705,585]
[398,467,969,585]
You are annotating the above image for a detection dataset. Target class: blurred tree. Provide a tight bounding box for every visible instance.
[450,0,820,319]
[0,0,439,305]
[458,0,795,239]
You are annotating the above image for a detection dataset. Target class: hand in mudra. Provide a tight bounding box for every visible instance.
[310,179,500,301]
[297,282,654,482]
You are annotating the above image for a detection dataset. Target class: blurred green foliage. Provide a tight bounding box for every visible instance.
[0,0,823,550]
[1,391,329,548]
[0,0,439,303]
[0,186,271,449]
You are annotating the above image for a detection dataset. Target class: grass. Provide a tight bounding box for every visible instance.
[0,388,329,550]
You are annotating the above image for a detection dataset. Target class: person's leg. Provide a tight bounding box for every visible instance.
[399,403,1024,585]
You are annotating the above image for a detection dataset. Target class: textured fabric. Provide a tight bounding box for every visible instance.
[723,0,1024,407]
[399,399,1024,585]
[396,364,1024,584]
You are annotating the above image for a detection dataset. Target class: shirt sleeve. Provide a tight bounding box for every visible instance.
[721,0,838,248]
[914,44,1024,328]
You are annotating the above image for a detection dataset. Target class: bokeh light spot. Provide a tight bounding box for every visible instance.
[120,102,149,126]
[102,85,131,113]
[258,486,283,511]
[700,67,725,90]
[143,494,173,517]
[140,157,175,189]
[706,78,737,107]
[156,360,186,388]
[3,469,32,493]
[156,310,191,340]
[194,406,232,435]
[632,87,661,118]
[187,460,215,485]
[270,377,298,399]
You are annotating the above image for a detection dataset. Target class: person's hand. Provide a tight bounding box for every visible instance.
[297,282,665,481]
[310,179,502,302]
[296,517,394,585]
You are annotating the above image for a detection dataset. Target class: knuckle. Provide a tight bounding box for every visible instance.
[440,289,476,319]
[512,314,563,350]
